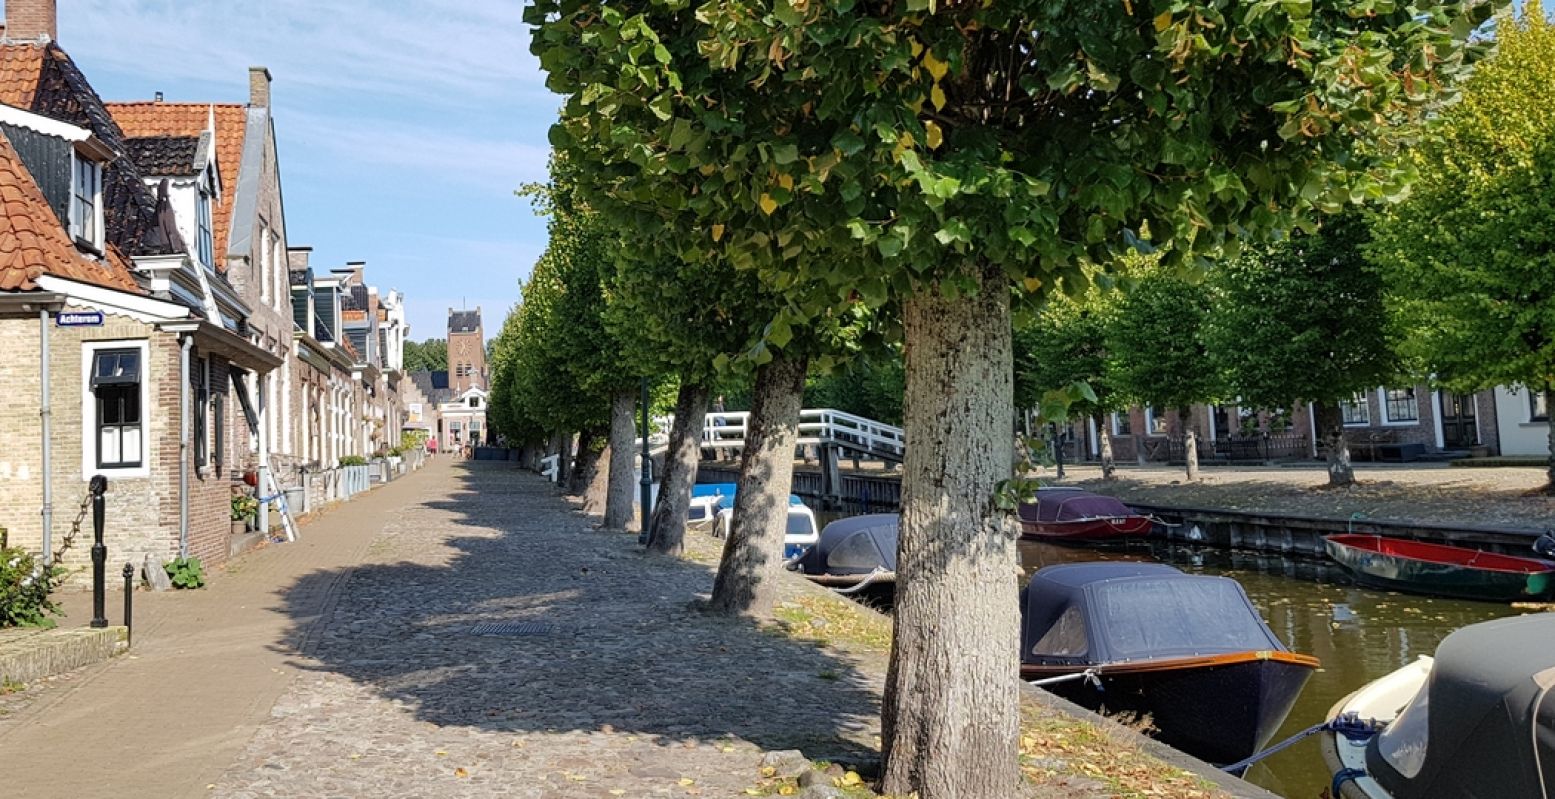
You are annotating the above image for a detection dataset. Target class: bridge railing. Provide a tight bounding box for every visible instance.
[701,408,905,459]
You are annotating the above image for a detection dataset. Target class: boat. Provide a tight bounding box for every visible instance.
[689,482,820,559]
[793,514,897,593]
[1320,613,1555,799]
[1020,562,1319,766]
[1017,488,1152,542]
[1324,534,1555,602]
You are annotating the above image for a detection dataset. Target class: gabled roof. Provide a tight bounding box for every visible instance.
[0,128,140,292]
[124,135,201,176]
[0,42,178,259]
[104,100,246,265]
[409,369,453,405]
[449,309,480,333]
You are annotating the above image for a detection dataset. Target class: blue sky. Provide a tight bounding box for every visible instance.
[61,0,552,342]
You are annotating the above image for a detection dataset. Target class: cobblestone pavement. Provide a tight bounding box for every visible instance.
[212,462,884,798]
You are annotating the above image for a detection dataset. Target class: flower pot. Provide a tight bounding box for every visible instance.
[242,470,259,487]
[232,520,248,535]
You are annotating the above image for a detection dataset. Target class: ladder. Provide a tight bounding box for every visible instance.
[261,462,299,543]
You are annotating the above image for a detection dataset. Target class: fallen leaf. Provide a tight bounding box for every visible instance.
[454,768,469,779]
[679,778,696,786]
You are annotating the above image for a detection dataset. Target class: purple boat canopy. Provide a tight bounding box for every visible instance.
[1018,488,1136,524]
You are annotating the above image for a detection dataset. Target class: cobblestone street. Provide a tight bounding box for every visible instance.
[210,460,883,798]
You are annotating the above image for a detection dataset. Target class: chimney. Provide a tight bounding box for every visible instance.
[248,66,272,108]
[4,0,57,42]
[286,245,312,271]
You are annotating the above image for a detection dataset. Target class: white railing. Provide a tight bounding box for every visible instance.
[702,408,905,459]
[540,454,560,482]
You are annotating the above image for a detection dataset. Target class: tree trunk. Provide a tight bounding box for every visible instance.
[1095,411,1116,480]
[881,267,1019,799]
[568,427,604,496]
[710,351,808,617]
[1180,410,1199,481]
[604,390,637,529]
[647,381,710,556]
[1315,402,1355,487]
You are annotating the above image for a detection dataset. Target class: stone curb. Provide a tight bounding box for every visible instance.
[0,626,127,686]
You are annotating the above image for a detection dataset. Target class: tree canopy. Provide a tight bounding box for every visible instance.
[1210,215,1394,410]
[402,339,447,373]
[1107,270,1221,416]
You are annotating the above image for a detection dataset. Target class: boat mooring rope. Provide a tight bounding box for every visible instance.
[1219,714,1380,775]
[1332,768,1367,796]
[831,567,890,595]
[1025,668,1102,689]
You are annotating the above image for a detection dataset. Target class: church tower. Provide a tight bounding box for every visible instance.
[447,307,486,393]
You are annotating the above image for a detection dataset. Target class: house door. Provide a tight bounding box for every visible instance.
[1440,392,1478,448]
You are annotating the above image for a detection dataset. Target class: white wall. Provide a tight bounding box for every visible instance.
[1494,385,1548,456]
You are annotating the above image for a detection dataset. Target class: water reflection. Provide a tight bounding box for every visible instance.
[1018,539,1519,797]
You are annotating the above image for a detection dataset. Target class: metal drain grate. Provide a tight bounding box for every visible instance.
[470,621,558,636]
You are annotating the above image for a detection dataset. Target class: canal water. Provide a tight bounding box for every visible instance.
[812,508,1525,797]
[1016,539,1521,797]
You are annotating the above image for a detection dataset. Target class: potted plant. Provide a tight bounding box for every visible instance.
[231,493,258,535]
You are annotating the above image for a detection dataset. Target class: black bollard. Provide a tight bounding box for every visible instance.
[122,562,134,646]
[89,475,107,629]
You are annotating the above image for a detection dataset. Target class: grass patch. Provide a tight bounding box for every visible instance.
[772,594,893,653]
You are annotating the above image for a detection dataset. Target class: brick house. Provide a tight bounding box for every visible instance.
[1057,385,1500,465]
[0,17,279,574]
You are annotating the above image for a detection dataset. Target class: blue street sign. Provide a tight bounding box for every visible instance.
[57,311,104,327]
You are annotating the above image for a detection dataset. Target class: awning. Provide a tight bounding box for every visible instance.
[161,319,283,373]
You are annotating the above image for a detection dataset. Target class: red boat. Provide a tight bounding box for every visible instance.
[1017,488,1153,542]
[1325,534,1555,602]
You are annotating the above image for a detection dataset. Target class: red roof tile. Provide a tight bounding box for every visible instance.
[104,101,246,269]
[0,130,141,293]
[0,45,44,108]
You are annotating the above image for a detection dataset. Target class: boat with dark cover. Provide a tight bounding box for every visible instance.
[1325,534,1555,602]
[1017,488,1152,542]
[1321,613,1555,799]
[793,514,897,592]
[1020,563,1319,765]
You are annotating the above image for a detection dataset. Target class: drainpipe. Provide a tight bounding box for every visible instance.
[256,372,270,533]
[179,336,194,559]
[39,308,52,563]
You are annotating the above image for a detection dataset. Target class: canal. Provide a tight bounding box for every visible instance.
[1017,539,1522,798]
[812,504,1527,797]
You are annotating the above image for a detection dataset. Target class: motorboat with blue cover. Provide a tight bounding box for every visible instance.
[793,513,897,592]
[1020,563,1319,765]
[689,482,819,559]
[1320,613,1555,799]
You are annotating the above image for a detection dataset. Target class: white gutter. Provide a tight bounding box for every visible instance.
[179,336,194,558]
[39,309,52,564]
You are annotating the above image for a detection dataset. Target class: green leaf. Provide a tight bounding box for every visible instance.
[772,143,800,165]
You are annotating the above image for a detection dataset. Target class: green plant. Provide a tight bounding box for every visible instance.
[338,455,368,467]
[0,539,64,628]
[230,494,258,522]
[164,557,205,590]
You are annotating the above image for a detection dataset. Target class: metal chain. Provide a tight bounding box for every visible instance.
[50,487,94,564]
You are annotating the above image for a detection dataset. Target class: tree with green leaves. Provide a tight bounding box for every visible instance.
[1209,216,1393,486]
[530,0,1490,792]
[1108,271,1221,479]
[1371,8,1555,492]
[402,339,447,373]
[1016,289,1122,478]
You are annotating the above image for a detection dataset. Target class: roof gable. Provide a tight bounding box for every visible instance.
[103,100,246,266]
[0,129,140,292]
[0,42,179,260]
[124,135,201,176]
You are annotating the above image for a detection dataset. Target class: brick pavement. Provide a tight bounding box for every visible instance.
[0,460,434,798]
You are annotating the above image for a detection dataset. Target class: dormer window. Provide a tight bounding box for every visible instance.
[196,188,214,270]
[70,154,104,251]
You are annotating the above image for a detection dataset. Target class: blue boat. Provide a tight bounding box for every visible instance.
[689,483,818,559]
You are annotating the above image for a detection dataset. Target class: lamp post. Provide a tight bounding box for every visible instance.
[638,376,653,544]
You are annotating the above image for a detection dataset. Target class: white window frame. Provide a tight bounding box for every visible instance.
[1339,392,1371,427]
[68,152,104,252]
[1378,387,1421,426]
[1145,406,1169,437]
[81,339,151,480]
[1110,411,1132,437]
[196,187,214,270]
[1531,389,1549,424]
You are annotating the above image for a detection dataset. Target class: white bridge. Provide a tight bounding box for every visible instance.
[702,408,905,464]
